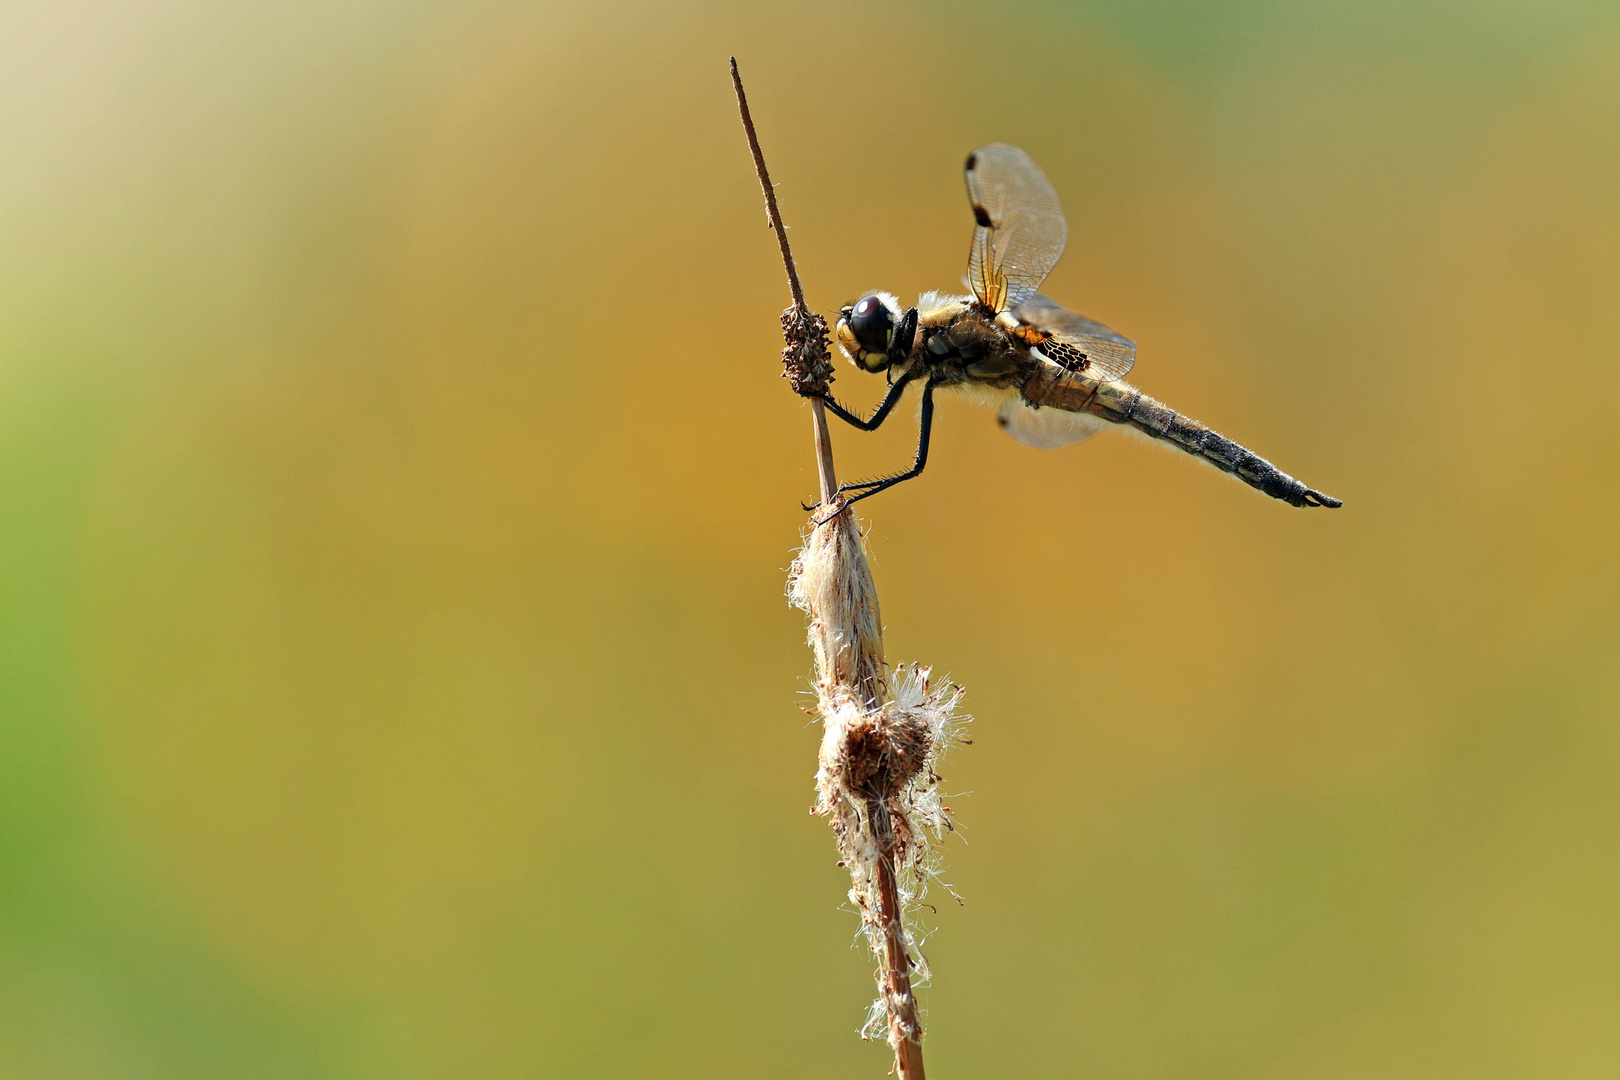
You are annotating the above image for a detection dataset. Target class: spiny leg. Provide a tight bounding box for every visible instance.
[801,373,920,511]
[819,370,916,432]
[831,380,936,510]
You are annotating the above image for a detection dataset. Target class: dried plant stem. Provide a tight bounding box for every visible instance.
[730,59,803,312]
[734,58,966,1080]
[728,57,839,507]
[875,856,927,1079]
[810,400,837,508]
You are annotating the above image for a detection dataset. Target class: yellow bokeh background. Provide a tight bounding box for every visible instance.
[3,0,1619,1075]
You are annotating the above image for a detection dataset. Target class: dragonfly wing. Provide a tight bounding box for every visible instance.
[1014,292,1137,382]
[965,145,1067,313]
[997,397,1107,448]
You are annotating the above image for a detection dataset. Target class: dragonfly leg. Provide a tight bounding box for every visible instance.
[832,379,936,509]
[802,373,922,512]
[819,370,915,432]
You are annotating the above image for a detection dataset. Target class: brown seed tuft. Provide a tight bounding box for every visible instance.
[781,305,835,398]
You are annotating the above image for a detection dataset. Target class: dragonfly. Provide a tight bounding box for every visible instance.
[817,143,1342,512]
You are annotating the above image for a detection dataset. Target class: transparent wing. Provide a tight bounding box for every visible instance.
[964,144,1067,313]
[996,397,1107,448]
[1013,291,1137,382]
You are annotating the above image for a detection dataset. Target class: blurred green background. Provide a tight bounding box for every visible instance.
[3,0,1619,1075]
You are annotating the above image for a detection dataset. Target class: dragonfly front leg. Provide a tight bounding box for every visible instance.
[801,373,919,512]
[831,380,936,510]
[818,370,915,432]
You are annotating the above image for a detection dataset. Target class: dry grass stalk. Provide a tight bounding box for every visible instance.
[732,59,968,1080]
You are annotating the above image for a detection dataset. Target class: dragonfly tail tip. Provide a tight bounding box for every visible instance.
[1303,489,1343,509]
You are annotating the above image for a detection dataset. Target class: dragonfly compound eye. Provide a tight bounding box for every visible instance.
[850,295,894,357]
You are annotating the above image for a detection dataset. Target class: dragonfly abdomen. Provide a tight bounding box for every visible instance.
[1096,382,1339,508]
[1023,364,1340,508]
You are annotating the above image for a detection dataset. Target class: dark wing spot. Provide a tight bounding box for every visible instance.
[965,151,977,171]
[1042,339,1092,373]
[972,203,993,228]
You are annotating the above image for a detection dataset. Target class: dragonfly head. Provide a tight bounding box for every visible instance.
[835,292,915,374]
